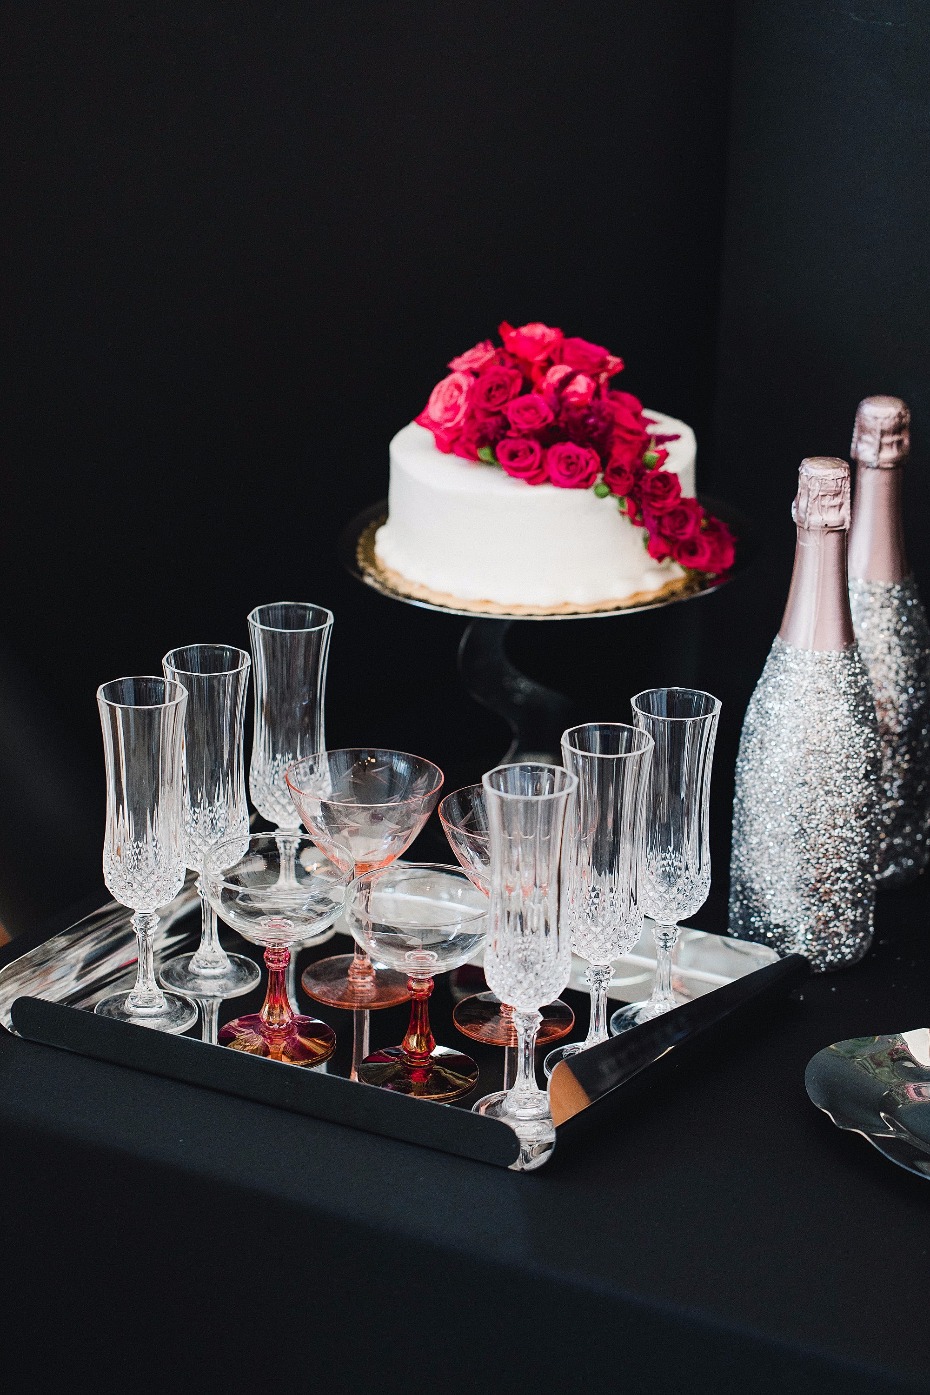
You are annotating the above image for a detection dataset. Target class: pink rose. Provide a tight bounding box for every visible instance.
[701,517,737,573]
[504,393,554,434]
[497,436,547,484]
[538,364,574,402]
[599,353,625,381]
[415,370,473,451]
[545,441,601,489]
[646,530,674,562]
[675,531,716,572]
[448,340,496,373]
[471,364,524,411]
[561,373,597,407]
[498,320,564,364]
[639,469,681,514]
[658,498,704,542]
[554,336,611,375]
[603,456,638,496]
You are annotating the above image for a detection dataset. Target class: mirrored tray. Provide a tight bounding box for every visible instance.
[806,1032,930,1180]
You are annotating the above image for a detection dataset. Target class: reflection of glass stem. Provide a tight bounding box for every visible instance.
[502,1002,516,1090]
[350,1009,369,1082]
[200,998,220,1045]
[505,1009,544,1118]
[651,924,679,1014]
[401,977,436,1073]
[189,881,233,975]
[584,964,614,1046]
[126,911,169,1013]
[260,945,292,1030]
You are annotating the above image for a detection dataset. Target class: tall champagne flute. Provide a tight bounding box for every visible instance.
[159,644,260,1000]
[610,688,721,1033]
[248,601,334,1008]
[544,723,653,1076]
[94,676,197,1034]
[439,784,575,1095]
[476,763,577,1172]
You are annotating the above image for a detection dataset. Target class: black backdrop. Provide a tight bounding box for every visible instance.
[0,0,927,936]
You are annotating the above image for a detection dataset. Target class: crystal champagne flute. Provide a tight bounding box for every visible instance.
[346,862,488,1100]
[248,601,335,1008]
[543,723,653,1076]
[476,763,577,1171]
[203,833,348,1066]
[439,785,575,1080]
[159,644,260,1000]
[94,676,197,1034]
[610,688,721,1033]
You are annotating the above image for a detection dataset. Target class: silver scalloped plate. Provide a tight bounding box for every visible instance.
[338,495,753,622]
[805,1031,930,1179]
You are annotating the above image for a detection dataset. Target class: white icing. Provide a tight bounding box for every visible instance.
[374,410,697,608]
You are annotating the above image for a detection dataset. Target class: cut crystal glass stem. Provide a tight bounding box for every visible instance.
[506,1009,544,1117]
[188,884,233,976]
[650,924,680,1015]
[584,963,614,1047]
[125,912,170,1014]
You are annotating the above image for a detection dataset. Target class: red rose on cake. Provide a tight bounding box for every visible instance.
[412,321,734,577]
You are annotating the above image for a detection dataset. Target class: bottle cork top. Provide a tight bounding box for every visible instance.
[791,457,850,531]
[851,395,910,468]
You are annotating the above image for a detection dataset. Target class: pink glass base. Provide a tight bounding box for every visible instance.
[359,1043,479,1101]
[301,952,410,1010]
[218,1012,336,1067]
[453,992,575,1047]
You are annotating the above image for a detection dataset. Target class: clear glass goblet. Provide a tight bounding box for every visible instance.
[346,862,487,1101]
[439,784,575,1062]
[476,763,577,1171]
[543,723,653,1077]
[95,676,198,1034]
[202,833,348,1067]
[610,688,721,1034]
[158,643,260,1000]
[286,749,444,1012]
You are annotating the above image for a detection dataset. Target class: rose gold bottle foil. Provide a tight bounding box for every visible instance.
[849,396,910,583]
[779,458,854,651]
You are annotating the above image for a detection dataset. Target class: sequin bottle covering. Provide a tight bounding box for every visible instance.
[848,396,930,887]
[729,458,882,971]
[848,578,930,886]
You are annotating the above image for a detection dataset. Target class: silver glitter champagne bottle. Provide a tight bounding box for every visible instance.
[729,458,881,970]
[848,396,930,887]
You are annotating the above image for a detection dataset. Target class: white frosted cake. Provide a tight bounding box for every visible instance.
[374,411,697,613]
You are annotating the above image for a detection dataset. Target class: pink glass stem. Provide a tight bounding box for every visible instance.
[400,976,436,1079]
[350,1008,370,1082]
[260,945,294,1031]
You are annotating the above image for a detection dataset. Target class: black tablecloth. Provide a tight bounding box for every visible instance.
[2,883,929,1395]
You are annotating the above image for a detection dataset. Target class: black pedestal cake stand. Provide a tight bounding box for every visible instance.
[339,496,752,763]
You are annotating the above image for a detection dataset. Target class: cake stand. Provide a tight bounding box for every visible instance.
[339,495,752,763]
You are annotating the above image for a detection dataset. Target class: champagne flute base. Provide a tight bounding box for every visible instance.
[301,953,410,1010]
[218,1012,336,1067]
[94,990,197,1035]
[359,1043,478,1101]
[452,992,575,1046]
[159,952,261,999]
[473,1089,556,1171]
[610,995,682,1033]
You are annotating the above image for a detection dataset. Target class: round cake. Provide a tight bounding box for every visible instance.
[375,412,696,612]
[371,321,732,616]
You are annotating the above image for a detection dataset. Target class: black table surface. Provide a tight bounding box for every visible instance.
[1,884,929,1395]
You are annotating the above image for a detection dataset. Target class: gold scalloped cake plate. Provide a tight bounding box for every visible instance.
[340,496,751,622]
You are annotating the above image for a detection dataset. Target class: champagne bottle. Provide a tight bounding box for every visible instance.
[729,458,881,970]
[848,395,930,887]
